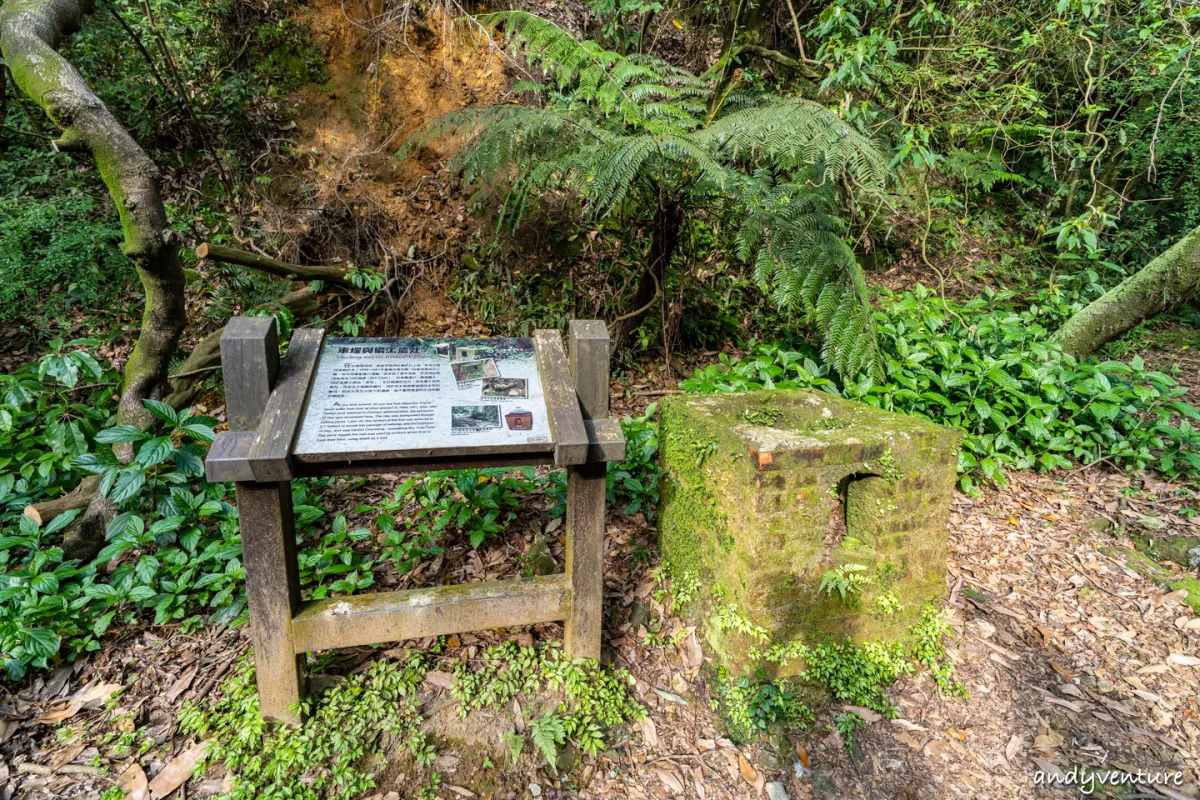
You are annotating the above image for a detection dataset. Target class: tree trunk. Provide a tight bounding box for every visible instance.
[29,286,329,525]
[2,0,186,560]
[1053,224,1200,356]
[613,200,683,348]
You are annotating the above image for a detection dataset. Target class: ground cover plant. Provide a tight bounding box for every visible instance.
[177,642,645,800]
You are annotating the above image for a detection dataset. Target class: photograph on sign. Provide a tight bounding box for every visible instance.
[481,377,528,400]
[451,358,500,384]
[294,337,553,458]
[451,404,502,430]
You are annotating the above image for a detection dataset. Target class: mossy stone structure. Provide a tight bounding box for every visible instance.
[657,389,961,675]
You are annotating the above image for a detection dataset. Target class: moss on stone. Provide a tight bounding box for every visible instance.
[1098,546,1174,581]
[1130,532,1200,570]
[657,389,961,676]
[1097,546,1200,612]
[1167,577,1200,614]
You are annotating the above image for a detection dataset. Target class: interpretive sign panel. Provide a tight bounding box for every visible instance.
[294,337,552,459]
[210,318,615,723]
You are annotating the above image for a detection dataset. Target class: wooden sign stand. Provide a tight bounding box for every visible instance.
[205,319,623,724]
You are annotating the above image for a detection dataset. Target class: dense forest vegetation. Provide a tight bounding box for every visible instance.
[0,0,1198,796]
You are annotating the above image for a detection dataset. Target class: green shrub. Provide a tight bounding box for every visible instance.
[0,194,129,326]
[0,340,120,508]
[607,405,662,518]
[682,284,1200,492]
[711,669,813,743]
[372,467,541,562]
[1,380,397,678]
[179,654,435,800]
[450,641,645,759]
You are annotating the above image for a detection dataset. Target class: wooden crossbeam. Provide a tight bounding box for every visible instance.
[246,328,325,482]
[291,576,571,653]
[205,430,255,483]
[534,329,589,465]
[210,424,623,481]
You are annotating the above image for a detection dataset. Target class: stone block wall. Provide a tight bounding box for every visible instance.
[657,389,961,675]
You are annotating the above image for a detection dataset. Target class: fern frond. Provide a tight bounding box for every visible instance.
[698,98,890,189]
[585,136,735,215]
[736,173,879,377]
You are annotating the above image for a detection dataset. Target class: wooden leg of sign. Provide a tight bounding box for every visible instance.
[564,321,610,661]
[564,463,606,659]
[237,481,306,724]
[220,318,306,725]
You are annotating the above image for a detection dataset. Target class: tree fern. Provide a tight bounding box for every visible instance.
[400,12,892,377]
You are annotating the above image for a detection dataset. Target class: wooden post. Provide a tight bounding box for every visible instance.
[564,321,610,660]
[221,318,307,725]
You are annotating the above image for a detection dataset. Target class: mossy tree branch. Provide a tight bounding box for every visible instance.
[1,0,186,434]
[196,243,360,286]
[1,0,186,561]
[1052,224,1200,356]
[732,44,823,81]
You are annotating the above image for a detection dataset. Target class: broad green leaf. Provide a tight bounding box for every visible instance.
[109,469,146,504]
[20,628,61,660]
[96,426,149,444]
[136,437,175,468]
[143,399,178,425]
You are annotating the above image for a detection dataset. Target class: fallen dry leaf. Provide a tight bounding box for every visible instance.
[840,705,882,724]
[50,741,85,769]
[737,754,757,784]
[653,767,684,794]
[37,682,122,724]
[118,763,150,800]
[719,749,741,781]
[1043,696,1085,713]
[684,631,703,668]
[1030,756,1067,781]
[423,671,456,690]
[895,732,924,750]
[1005,734,1024,762]
[165,666,198,704]
[1167,653,1200,667]
[1033,729,1064,751]
[891,718,927,732]
[637,716,658,749]
[149,741,207,799]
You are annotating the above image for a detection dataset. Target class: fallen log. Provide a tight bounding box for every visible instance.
[196,243,358,286]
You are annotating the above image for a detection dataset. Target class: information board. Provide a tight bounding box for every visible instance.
[294,337,553,459]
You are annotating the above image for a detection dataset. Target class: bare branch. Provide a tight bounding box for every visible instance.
[196,243,362,286]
